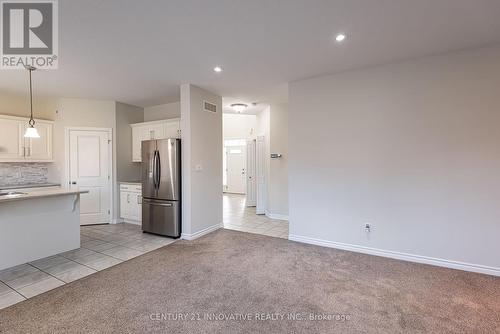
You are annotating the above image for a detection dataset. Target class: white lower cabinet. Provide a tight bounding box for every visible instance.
[120,183,142,224]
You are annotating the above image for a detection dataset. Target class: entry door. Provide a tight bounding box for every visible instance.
[246,139,256,206]
[69,129,111,225]
[225,145,246,194]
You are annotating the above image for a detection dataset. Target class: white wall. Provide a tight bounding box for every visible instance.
[115,102,144,218]
[0,92,56,120]
[52,98,118,219]
[144,102,180,121]
[254,105,289,218]
[115,102,144,182]
[269,103,288,217]
[181,84,223,239]
[223,113,256,139]
[289,45,500,275]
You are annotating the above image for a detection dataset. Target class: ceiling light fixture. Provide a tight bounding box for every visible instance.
[24,65,40,138]
[230,103,248,113]
[335,33,346,42]
[213,66,223,73]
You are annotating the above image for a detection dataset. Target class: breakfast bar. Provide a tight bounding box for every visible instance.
[0,187,88,271]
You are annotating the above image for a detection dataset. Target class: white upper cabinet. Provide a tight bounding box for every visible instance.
[164,121,181,138]
[130,118,180,162]
[0,118,24,160]
[22,120,53,161]
[0,115,53,162]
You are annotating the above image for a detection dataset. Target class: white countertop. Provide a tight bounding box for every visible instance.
[0,183,61,190]
[120,181,142,185]
[0,187,88,203]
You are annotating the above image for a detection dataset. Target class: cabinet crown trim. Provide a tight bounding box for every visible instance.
[130,118,180,127]
[0,114,54,123]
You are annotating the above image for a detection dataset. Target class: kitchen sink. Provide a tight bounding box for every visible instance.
[0,191,27,198]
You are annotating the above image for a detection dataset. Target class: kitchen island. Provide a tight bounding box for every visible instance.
[0,187,88,271]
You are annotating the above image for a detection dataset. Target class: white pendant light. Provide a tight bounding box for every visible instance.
[24,65,40,138]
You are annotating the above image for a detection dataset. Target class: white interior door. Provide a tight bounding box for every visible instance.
[256,136,266,214]
[246,139,256,206]
[225,145,247,194]
[68,129,111,225]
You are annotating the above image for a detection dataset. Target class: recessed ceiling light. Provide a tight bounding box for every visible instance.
[335,33,346,42]
[213,66,223,72]
[230,103,248,113]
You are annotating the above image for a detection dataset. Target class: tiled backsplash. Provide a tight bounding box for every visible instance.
[0,163,49,186]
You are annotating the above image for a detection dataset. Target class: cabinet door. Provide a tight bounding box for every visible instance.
[145,123,165,140]
[120,191,131,219]
[25,121,53,161]
[132,126,144,162]
[0,118,24,160]
[129,193,142,221]
[164,120,181,138]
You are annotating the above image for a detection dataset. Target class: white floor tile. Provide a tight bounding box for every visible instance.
[52,266,96,283]
[0,290,25,310]
[30,255,70,270]
[5,269,52,290]
[0,281,13,296]
[16,277,64,298]
[43,260,85,276]
[0,264,39,282]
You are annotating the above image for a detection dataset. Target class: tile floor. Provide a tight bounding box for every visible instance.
[1,197,286,310]
[0,223,175,310]
[223,193,289,238]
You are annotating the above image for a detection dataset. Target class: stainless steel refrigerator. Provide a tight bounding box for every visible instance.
[141,138,181,238]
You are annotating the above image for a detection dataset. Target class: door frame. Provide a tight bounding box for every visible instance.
[246,138,256,206]
[64,127,114,224]
[255,135,267,214]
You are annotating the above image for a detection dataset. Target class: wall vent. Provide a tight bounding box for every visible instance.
[203,101,217,113]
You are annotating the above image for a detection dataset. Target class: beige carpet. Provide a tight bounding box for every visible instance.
[0,229,499,333]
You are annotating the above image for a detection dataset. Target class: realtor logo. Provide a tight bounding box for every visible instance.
[1,0,58,69]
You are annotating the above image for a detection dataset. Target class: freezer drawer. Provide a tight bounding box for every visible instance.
[142,198,180,238]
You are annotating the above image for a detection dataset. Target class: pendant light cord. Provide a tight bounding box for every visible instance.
[28,68,35,127]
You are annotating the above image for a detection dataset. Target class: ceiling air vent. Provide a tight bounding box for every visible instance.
[203,101,217,113]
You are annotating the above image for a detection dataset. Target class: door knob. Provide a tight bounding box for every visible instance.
[71,181,77,185]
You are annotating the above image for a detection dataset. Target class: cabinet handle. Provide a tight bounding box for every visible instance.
[27,147,30,157]
[22,147,26,157]
[150,130,155,139]
[127,193,130,203]
[137,195,142,204]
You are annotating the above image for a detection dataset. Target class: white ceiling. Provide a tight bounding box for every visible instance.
[1,0,500,107]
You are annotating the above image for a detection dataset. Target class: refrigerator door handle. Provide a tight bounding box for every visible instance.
[152,150,158,189]
[143,199,173,207]
[156,150,161,188]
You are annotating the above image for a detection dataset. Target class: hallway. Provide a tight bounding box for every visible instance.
[223,194,288,239]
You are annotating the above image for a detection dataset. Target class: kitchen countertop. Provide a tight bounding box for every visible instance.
[0,183,61,191]
[0,187,88,203]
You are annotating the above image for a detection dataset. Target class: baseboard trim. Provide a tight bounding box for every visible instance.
[265,212,289,221]
[181,223,223,241]
[288,234,500,277]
